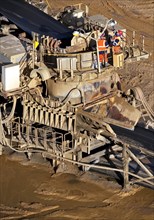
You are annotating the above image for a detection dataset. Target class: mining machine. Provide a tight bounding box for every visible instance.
[0,0,153,189]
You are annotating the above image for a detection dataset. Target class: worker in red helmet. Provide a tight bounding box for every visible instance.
[111,30,123,54]
[97,33,109,67]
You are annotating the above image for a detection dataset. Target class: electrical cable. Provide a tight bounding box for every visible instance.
[2,96,17,124]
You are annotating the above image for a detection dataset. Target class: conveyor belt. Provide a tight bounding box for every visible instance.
[0,0,73,39]
[112,124,154,156]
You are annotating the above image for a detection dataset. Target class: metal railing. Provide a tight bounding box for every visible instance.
[10,118,72,154]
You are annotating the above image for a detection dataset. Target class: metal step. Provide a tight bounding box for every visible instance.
[81,139,104,154]
[90,139,104,151]
[80,149,106,163]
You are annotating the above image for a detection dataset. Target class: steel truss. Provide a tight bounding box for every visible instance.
[0,117,153,189]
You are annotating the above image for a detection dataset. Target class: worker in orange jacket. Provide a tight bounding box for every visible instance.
[97,33,109,67]
[111,30,123,54]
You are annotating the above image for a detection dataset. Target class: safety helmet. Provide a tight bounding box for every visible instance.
[73,31,80,36]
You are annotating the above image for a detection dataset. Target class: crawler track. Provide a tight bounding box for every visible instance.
[112,125,154,155]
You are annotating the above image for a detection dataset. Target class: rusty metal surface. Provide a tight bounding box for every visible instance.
[46,70,120,105]
[83,95,141,130]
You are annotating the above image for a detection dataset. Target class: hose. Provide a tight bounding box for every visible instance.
[2,96,17,124]
[132,87,154,121]
[28,87,83,111]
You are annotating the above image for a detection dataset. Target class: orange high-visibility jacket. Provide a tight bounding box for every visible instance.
[98,39,108,51]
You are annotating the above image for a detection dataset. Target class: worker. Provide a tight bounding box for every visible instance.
[111,30,123,54]
[97,33,109,67]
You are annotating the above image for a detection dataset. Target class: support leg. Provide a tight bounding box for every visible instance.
[122,144,130,190]
[0,144,3,156]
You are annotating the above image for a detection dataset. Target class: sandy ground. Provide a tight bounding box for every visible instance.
[0,154,154,220]
[0,0,154,219]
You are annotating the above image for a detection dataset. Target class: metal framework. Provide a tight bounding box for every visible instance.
[2,118,152,189]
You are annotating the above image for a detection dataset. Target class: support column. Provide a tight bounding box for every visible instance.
[122,144,130,190]
[0,144,3,156]
[0,110,4,155]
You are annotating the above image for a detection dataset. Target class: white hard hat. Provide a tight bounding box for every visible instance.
[108,19,117,28]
